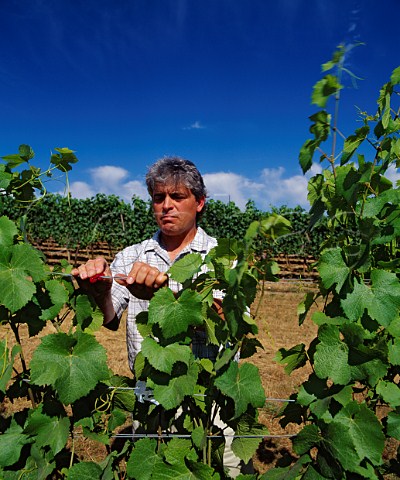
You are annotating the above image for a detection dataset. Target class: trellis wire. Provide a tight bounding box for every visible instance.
[111,433,295,439]
[109,386,295,403]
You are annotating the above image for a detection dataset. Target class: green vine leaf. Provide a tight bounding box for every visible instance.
[322,421,361,473]
[151,361,199,410]
[141,337,192,374]
[314,325,351,385]
[0,216,18,246]
[334,165,361,205]
[50,147,78,172]
[214,362,265,419]
[0,420,32,467]
[40,279,69,321]
[388,339,400,365]
[24,404,70,455]
[321,46,345,72]
[340,126,369,165]
[275,344,307,375]
[108,375,136,412]
[74,294,96,330]
[231,415,269,463]
[311,75,342,107]
[0,340,20,393]
[28,443,56,479]
[149,288,204,338]
[317,248,350,293]
[376,381,400,408]
[293,424,321,455]
[163,438,195,465]
[387,411,400,440]
[299,139,318,174]
[361,188,400,218]
[341,271,400,326]
[153,462,203,479]
[331,402,385,469]
[259,213,291,240]
[66,461,103,479]
[184,461,217,479]
[391,66,400,84]
[0,244,45,312]
[126,438,162,479]
[168,253,203,283]
[30,331,110,404]
[0,165,13,191]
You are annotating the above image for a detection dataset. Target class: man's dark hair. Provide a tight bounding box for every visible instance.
[146,156,207,202]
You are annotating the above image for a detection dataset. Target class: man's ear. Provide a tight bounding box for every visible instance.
[196,196,206,213]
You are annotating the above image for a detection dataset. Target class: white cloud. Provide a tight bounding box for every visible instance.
[67,181,96,199]
[65,161,344,211]
[204,165,316,210]
[67,165,148,202]
[183,120,205,130]
[203,162,400,212]
[385,164,400,186]
[121,180,149,200]
[203,172,262,209]
[90,165,129,193]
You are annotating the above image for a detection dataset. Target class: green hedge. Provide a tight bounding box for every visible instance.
[0,193,327,257]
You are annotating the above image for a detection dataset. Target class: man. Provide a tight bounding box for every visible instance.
[71,156,222,370]
[72,156,247,476]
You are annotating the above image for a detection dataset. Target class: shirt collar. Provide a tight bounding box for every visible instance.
[143,226,210,255]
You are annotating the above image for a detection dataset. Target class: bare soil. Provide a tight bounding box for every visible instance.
[1,280,319,475]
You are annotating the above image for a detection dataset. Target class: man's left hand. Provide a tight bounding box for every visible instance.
[115,262,168,300]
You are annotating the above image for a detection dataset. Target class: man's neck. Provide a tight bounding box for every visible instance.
[160,227,198,261]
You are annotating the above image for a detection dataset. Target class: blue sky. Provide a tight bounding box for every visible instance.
[1,0,399,209]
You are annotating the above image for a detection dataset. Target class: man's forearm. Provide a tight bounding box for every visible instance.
[93,290,118,326]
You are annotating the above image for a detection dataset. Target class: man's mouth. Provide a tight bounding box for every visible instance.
[161,215,177,221]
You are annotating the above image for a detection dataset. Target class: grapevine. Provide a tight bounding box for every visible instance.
[275,46,400,478]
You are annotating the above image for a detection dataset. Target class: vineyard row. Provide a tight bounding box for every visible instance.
[33,238,318,279]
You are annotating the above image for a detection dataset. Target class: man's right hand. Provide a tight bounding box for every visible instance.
[71,257,113,298]
[71,257,117,327]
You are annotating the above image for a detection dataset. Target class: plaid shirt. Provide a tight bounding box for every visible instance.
[110,227,221,371]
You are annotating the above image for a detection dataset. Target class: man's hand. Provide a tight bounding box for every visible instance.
[115,262,168,300]
[71,257,114,301]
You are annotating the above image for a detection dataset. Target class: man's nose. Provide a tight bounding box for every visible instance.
[162,195,173,210]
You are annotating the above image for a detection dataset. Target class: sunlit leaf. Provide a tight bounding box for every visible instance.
[318,248,350,293]
[314,325,351,385]
[311,75,342,107]
[149,288,204,337]
[342,271,400,326]
[0,341,20,393]
[168,253,202,283]
[30,331,109,404]
[390,66,400,85]
[376,381,400,407]
[0,216,18,246]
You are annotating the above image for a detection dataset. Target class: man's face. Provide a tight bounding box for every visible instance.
[152,182,205,238]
